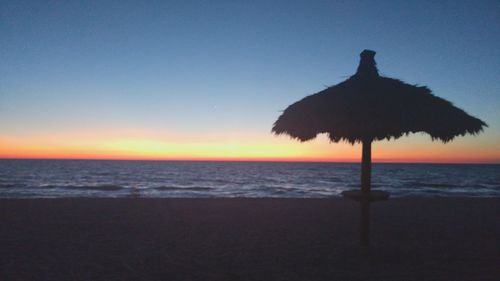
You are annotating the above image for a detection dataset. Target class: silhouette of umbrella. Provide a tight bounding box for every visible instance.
[273,49,486,197]
[272,50,487,246]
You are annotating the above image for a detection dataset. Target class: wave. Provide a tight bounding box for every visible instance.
[346,184,381,188]
[408,182,460,188]
[52,184,124,191]
[155,186,214,191]
[270,188,303,195]
[470,184,500,190]
[0,183,19,188]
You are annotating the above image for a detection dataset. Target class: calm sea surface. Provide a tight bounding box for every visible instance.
[0,160,498,198]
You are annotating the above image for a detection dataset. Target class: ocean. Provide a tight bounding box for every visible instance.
[0,159,498,198]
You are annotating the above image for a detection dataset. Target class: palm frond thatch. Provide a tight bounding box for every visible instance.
[272,50,487,144]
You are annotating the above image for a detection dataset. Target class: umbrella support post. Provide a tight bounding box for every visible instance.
[341,140,389,247]
[343,140,391,201]
[360,139,371,247]
[361,140,371,195]
[360,200,370,247]
[360,140,372,247]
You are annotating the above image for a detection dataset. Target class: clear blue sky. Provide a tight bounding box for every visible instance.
[1,0,499,161]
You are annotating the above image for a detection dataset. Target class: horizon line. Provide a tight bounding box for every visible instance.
[1,157,498,165]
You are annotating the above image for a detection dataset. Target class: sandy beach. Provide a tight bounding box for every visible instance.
[0,198,498,281]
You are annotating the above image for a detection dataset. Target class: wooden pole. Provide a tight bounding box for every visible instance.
[361,139,372,194]
[360,139,372,247]
[360,199,370,247]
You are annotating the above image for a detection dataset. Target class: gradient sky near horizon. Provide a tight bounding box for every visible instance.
[1,0,499,163]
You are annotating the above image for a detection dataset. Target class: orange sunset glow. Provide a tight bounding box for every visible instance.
[1,129,498,163]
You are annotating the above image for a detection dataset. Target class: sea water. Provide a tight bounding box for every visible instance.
[0,159,498,198]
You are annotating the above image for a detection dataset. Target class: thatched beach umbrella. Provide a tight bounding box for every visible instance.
[272,50,487,246]
[273,50,486,198]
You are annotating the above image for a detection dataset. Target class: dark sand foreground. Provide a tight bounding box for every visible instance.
[1,198,498,281]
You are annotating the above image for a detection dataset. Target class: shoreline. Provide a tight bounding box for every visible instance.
[1,198,498,280]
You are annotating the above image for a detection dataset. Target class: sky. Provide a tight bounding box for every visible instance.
[1,0,499,163]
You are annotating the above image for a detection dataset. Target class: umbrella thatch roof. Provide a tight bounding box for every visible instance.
[272,50,487,144]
